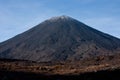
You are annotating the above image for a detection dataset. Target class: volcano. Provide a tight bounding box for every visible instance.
[0,15,120,62]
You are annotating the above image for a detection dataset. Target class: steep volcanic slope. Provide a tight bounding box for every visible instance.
[0,15,120,62]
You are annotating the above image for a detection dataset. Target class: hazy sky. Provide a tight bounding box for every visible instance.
[0,0,120,42]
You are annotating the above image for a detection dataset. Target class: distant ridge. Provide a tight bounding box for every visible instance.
[0,15,120,62]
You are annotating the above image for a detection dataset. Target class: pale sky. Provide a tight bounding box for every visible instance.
[0,0,120,42]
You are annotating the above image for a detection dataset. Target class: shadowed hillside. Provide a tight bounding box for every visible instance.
[0,66,120,80]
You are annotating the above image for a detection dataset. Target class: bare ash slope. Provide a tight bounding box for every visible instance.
[0,15,120,62]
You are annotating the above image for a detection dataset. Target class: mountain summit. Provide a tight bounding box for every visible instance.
[0,16,120,62]
[48,15,73,20]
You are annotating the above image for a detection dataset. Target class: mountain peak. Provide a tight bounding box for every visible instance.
[48,15,74,21]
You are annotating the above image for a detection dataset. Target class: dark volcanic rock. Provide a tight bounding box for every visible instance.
[0,15,120,62]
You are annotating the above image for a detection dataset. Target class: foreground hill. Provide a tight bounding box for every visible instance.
[0,58,120,80]
[0,15,120,62]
